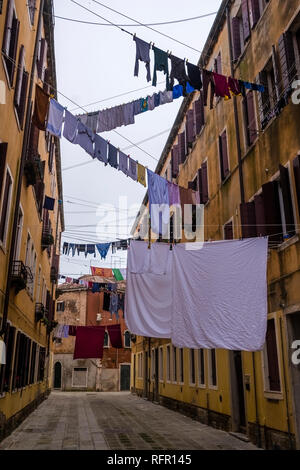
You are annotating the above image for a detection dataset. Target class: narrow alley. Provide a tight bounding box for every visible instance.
[0,392,258,451]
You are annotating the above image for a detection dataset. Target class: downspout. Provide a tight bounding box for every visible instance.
[0,0,45,336]
[226,5,245,205]
[279,316,293,449]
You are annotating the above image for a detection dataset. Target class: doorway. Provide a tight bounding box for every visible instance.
[230,350,246,432]
[286,312,300,449]
[120,364,130,391]
[53,362,62,389]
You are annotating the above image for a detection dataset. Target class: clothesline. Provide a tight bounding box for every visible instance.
[62,239,130,260]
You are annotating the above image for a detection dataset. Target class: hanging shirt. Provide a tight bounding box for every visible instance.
[78,112,98,133]
[92,282,100,293]
[107,324,123,348]
[202,69,215,109]
[74,121,95,157]
[213,72,231,100]
[85,244,96,258]
[152,46,170,90]
[77,244,86,255]
[96,243,111,259]
[46,99,65,137]
[63,325,69,338]
[167,181,181,206]
[43,196,55,211]
[128,158,137,181]
[73,326,105,359]
[170,55,189,95]
[147,94,155,110]
[172,84,183,99]
[122,102,135,126]
[68,243,76,257]
[159,90,173,105]
[63,110,78,143]
[133,99,142,116]
[97,108,111,132]
[32,84,50,131]
[108,143,118,169]
[109,293,119,317]
[134,36,151,82]
[186,62,202,91]
[147,169,170,236]
[137,163,146,187]
[140,97,148,112]
[153,92,160,107]
[118,151,128,176]
[94,134,108,164]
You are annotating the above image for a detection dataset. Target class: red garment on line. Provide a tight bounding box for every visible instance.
[107,324,123,349]
[213,72,231,100]
[228,77,241,96]
[73,326,105,359]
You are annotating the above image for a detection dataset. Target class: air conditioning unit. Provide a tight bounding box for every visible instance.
[96,313,102,322]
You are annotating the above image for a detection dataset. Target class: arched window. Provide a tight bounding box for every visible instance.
[104,330,109,348]
[124,330,131,348]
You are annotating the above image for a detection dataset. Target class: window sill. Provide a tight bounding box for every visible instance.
[264,391,284,401]
[220,172,231,186]
[277,234,299,252]
[197,384,206,389]
[0,392,6,399]
[189,383,196,388]
[208,384,218,390]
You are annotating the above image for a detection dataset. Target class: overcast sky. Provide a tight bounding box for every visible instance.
[53,0,223,278]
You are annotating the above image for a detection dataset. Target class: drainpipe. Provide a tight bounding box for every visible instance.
[0,0,45,337]
[279,317,293,449]
[252,352,261,447]
[226,5,245,205]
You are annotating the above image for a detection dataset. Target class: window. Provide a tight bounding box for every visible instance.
[197,161,208,204]
[151,349,155,380]
[37,37,47,81]
[0,143,7,198]
[159,347,163,381]
[193,91,205,135]
[14,45,28,129]
[263,319,281,392]
[208,349,217,387]
[243,90,257,147]
[0,324,16,393]
[219,130,229,181]
[214,52,222,75]
[2,0,20,86]
[189,349,196,385]
[224,220,233,240]
[37,346,46,382]
[25,233,36,296]
[166,345,171,382]
[179,348,184,383]
[12,332,31,389]
[257,58,277,129]
[137,352,143,379]
[103,292,110,311]
[29,342,37,384]
[56,301,65,312]
[103,331,109,348]
[28,0,36,26]
[198,349,205,386]
[172,346,177,382]
[0,168,12,245]
[186,109,195,148]
[13,207,23,261]
[178,132,187,165]
[124,330,131,348]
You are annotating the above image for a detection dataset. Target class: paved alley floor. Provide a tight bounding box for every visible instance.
[0,391,259,450]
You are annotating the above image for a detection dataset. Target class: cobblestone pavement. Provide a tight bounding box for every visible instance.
[0,391,259,450]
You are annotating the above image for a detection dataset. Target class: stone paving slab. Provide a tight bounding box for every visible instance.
[0,391,260,450]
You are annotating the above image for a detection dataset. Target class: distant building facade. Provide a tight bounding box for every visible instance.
[53,277,131,392]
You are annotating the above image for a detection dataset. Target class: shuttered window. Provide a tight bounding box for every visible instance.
[214,52,222,75]
[48,136,55,172]
[28,121,40,160]
[240,201,257,238]
[224,220,233,240]
[186,109,195,146]
[198,349,205,386]
[2,1,20,86]
[14,45,29,129]
[293,155,300,217]
[243,91,256,147]
[1,325,16,393]
[178,132,186,164]
[171,145,179,178]
[265,319,281,392]
[37,38,47,81]
[37,347,46,382]
[278,32,296,92]
[197,161,208,205]
[189,349,195,385]
[219,130,229,181]
[0,169,12,244]
[28,0,36,25]
[248,0,261,28]
[209,349,217,387]
[194,91,205,134]
[29,342,37,384]
[232,16,242,61]
[241,0,250,42]
[0,142,7,199]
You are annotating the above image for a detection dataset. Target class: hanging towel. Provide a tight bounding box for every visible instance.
[63,110,79,143]
[171,238,268,350]
[108,143,119,169]
[97,108,110,132]
[172,84,183,99]
[94,134,108,164]
[78,112,98,133]
[137,163,146,187]
[228,77,241,96]
[186,62,202,91]
[73,326,105,359]
[159,90,173,105]
[213,72,231,100]
[118,151,128,176]
[122,102,135,126]
[32,85,50,131]
[63,325,69,338]
[96,243,111,259]
[170,55,189,95]
[149,241,172,275]
[134,36,151,82]
[133,99,142,116]
[107,324,123,348]
[68,325,77,336]
[202,69,215,109]
[85,244,96,258]
[46,99,65,137]
[153,92,160,107]
[43,196,55,211]
[0,339,6,365]
[140,97,148,112]
[167,181,181,206]
[152,46,170,90]
[125,240,172,338]
[74,121,95,157]
[147,94,155,110]
[147,169,170,235]
[128,158,137,181]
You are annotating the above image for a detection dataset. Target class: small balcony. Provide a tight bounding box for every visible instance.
[35,303,45,322]
[41,228,54,249]
[24,154,43,186]
[11,261,33,294]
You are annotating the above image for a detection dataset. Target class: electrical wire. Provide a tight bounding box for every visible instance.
[52,11,218,27]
